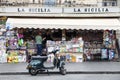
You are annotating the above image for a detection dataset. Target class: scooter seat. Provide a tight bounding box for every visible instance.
[32,56,48,59]
[31,56,48,62]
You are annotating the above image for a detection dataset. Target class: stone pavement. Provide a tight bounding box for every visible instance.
[0,62,120,74]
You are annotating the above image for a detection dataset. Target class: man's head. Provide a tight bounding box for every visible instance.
[38,32,41,35]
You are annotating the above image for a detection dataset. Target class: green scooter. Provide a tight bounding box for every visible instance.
[27,50,66,76]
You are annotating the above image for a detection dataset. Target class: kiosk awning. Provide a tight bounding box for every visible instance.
[6,18,120,30]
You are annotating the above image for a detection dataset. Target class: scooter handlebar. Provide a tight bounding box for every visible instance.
[50,49,59,55]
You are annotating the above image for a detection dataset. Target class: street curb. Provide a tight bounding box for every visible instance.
[1,71,120,75]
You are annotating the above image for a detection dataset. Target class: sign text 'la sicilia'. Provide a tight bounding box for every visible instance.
[74,8,109,13]
[1,7,119,13]
[18,8,51,13]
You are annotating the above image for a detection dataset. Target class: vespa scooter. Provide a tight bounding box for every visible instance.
[27,49,66,76]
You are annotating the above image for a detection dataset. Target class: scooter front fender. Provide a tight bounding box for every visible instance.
[59,61,65,67]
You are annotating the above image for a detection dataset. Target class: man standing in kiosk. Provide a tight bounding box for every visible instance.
[35,32,43,55]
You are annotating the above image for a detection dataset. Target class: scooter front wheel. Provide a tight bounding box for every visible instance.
[59,65,67,75]
[29,69,38,76]
[60,68,67,75]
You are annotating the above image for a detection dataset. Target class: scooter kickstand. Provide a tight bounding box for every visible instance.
[47,70,49,75]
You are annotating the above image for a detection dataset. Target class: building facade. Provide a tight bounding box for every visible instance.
[0,0,120,63]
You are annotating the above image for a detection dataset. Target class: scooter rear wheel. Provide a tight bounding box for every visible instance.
[29,69,38,76]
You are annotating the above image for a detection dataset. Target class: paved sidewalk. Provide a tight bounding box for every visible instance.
[0,62,120,74]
